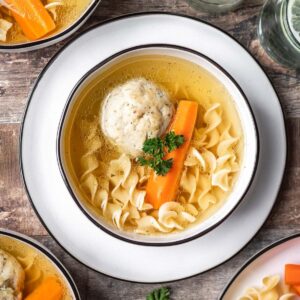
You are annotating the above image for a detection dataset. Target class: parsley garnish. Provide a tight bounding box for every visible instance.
[142,137,164,157]
[164,131,185,152]
[137,131,185,176]
[146,287,170,300]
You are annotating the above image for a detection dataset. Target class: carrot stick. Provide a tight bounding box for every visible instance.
[285,264,300,285]
[293,285,300,296]
[25,277,63,300]
[6,0,56,40]
[146,100,198,209]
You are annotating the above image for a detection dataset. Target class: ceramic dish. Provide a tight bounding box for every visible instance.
[220,234,300,299]
[20,13,286,283]
[0,229,81,299]
[0,0,100,52]
[57,44,258,246]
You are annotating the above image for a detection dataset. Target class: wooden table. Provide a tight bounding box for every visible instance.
[0,0,299,299]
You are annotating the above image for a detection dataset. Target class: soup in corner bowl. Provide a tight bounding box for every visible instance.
[0,0,99,52]
[0,229,80,300]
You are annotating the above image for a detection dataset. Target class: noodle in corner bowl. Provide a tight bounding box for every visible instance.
[57,44,258,246]
[0,229,80,300]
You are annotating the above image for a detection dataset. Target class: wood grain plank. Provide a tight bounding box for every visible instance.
[0,0,299,124]
[33,228,300,300]
[0,123,47,235]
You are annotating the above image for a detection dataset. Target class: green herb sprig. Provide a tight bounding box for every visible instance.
[146,287,170,300]
[164,131,185,152]
[137,131,185,176]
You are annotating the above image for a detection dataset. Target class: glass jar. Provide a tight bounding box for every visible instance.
[258,0,300,69]
[186,0,244,13]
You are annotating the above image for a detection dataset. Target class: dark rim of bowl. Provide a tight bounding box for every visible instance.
[219,233,300,299]
[0,230,81,299]
[19,12,287,283]
[0,0,100,50]
[56,43,260,247]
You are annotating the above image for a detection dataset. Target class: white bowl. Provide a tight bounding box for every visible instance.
[0,0,100,52]
[0,229,81,299]
[57,45,258,246]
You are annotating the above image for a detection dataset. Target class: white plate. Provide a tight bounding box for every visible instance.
[58,45,258,246]
[20,13,286,283]
[0,229,81,299]
[221,234,300,299]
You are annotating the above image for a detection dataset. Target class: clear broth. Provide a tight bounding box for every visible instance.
[63,54,244,232]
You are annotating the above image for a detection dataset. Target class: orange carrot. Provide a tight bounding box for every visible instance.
[293,285,300,296]
[285,264,300,285]
[25,277,63,300]
[146,100,198,209]
[6,0,56,40]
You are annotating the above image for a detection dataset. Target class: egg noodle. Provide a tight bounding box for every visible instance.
[239,275,295,300]
[79,102,241,234]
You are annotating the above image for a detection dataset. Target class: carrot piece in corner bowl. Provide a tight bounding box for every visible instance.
[285,264,300,285]
[146,100,198,209]
[293,285,300,296]
[6,0,56,40]
[25,277,63,300]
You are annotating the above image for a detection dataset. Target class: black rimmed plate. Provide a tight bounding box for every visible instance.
[20,13,286,283]
[0,229,81,299]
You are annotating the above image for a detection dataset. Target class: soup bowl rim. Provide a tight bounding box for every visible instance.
[0,0,100,51]
[57,43,259,247]
[0,229,81,299]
